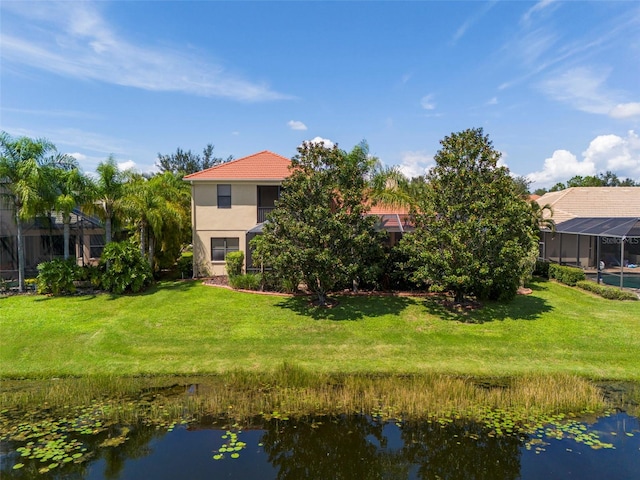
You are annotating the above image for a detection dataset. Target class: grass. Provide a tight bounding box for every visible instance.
[1,278,639,380]
[0,370,609,423]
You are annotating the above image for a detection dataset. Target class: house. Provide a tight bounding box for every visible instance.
[184,150,411,277]
[0,202,106,280]
[184,151,291,277]
[535,187,640,287]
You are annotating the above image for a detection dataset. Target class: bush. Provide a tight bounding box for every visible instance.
[177,253,193,279]
[37,259,79,295]
[225,251,244,277]
[533,260,550,278]
[577,280,638,301]
[229,273,262,290]
[77,265,102,288]
[548,264,586,286]
[100,241,153,294]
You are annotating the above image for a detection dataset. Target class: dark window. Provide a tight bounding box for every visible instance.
[211,237,239,262]
[217,184,231,208]
[90,235,105,258]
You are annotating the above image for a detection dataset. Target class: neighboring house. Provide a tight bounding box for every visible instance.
[0,202,106,280]
[184,150,411,277]
[535,187,640,275]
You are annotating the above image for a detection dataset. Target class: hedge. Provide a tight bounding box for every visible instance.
[576,280,639,301]
[548,264,586,286]
[533,260,550,278]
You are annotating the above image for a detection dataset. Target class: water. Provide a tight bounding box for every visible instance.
[3,412,638,479]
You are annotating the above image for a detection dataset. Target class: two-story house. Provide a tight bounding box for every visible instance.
[184,150,414,277]
[184,151,291,276]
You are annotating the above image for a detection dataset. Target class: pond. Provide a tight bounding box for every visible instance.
[1,378,639,479]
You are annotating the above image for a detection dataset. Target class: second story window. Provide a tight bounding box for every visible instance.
[217,184,231,208]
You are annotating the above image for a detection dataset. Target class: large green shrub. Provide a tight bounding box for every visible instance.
[77,265,102,288]
[229,273,262,290]
[533,260,550,278]
[225,251,244,277]
[577,280,638,301]
[177,252,193,279]
[99,241,153,294]
[37,259,79,295]
[548,264,585,286]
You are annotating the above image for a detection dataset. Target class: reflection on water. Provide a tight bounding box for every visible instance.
[2,412,638,479]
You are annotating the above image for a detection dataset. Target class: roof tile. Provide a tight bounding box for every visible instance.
[536,187,640,224]
[184,150,291,181]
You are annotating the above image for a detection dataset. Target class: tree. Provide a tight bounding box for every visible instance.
[251,141,385,306]
[156,144,232,176]
[400,128,537,303]
[86,156,126,245]
[529,200,555,234]
[551,171,638,190]
[43,161,92,260]
[0,132,57,292]
[121,172,190,269]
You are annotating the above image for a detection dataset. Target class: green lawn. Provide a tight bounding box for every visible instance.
[1,279,639,380]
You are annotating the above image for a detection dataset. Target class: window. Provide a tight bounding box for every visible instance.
[217,184,231,208]
[211,237,239,262]
[90,235,105,259]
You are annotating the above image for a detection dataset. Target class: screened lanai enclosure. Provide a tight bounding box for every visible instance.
[0,205,105,280]
[539,217,640,289]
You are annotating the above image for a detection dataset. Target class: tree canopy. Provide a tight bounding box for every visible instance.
[0,132,63,291]
[251,141,386,305]
[535,171,639,195]
[156,144,232,176]
[400,128,538,303]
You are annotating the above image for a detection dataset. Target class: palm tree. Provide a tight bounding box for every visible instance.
[530,200,555,234]
[121,172,188,268]
[49,164,91,259]
[0,132,56,292]
[86,156,125,245]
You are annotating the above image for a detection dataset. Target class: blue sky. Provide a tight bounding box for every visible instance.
[1,1,639,188]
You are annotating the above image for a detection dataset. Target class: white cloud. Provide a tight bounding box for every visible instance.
[397,151,434,178]
[303,137,335,149]
[527,130,640,187]
[287,120,308,131]
[521,0,557,25]
[527,150,596,187]
[539,66,640,119]
[0,1,291,102]
[117,160,137,171]
[609,102,640,119]
[583,131,640,175]
[420,94,436,110]
[68,152,87,162]
[486,97,498,106]
[451,1,497,44]
[540,67,616,115]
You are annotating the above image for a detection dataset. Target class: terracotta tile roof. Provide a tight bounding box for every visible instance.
[536,187,640,224]
[368,204,409,215]
[183,150,291,181]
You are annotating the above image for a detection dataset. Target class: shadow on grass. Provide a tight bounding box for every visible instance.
[113,279,201,298]
[422,278,554,323]
[30,280,201,302]
[275,294,418,321]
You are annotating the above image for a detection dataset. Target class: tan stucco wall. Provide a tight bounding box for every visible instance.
[190,180,280,276]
